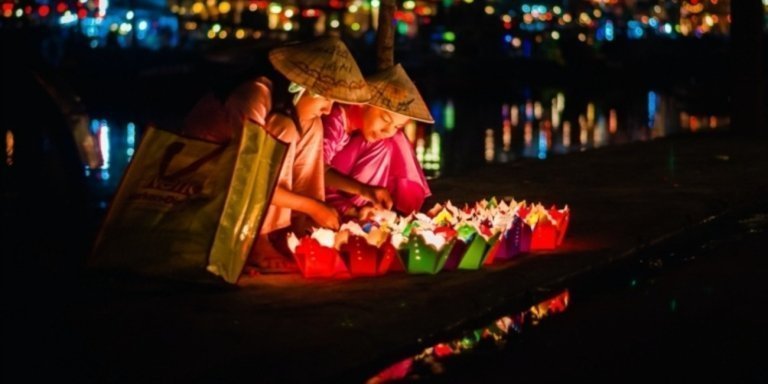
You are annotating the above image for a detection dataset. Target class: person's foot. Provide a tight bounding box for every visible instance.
[249,234,299,274]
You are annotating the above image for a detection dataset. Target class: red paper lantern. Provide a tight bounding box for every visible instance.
[530,216,557,250]
[548,205,570,246]
[292,237,348,278]
[516,203,531,220]
[483,241,502,265]
[340,235,397,276]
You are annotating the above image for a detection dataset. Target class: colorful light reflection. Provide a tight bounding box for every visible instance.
[416,90,724,176]
[369,290,570,383]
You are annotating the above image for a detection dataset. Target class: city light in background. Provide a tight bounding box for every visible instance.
[0,0,752,51]
[2,0,743,182]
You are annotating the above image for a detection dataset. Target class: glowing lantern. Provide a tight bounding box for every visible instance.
[493,215,532,261]
[433,343,453,357]
[483,237,502,265]
[381,214,416,273]
[288,230,348,278]
[530,214,558,250]
[444,224,500,270]
[549,205,570,246]
[432,209,454,226]
[523,204,555,250]
[340,235,397,276]
[515,202,532,221]
[460,231,500,269]
[389,232,409,272]
[443,223,474,270]
[404,231,454,274]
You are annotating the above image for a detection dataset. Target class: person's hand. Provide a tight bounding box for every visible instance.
[358,205,376,221]
[361,186,393,210]
[308,201,340,230]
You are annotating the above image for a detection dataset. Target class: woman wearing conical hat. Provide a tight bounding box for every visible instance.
[321,64,433,217]
[181,36,371,273]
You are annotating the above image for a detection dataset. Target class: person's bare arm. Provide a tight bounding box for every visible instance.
[272,186,340,230]
[325,167,393,210]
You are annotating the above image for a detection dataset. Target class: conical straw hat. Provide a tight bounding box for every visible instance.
[269,36,371,104]
[365,64,434,123]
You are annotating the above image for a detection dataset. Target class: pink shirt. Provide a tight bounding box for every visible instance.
[321,104,432,215]
[321,104,350,165]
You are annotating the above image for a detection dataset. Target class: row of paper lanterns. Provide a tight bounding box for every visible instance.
[286,198,570,278]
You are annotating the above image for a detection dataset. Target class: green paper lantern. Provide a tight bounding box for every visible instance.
[405,233,455,274]
[457,232,500,270]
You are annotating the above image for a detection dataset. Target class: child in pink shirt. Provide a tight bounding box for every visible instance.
[322,64,434,217]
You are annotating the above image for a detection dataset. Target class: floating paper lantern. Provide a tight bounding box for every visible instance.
[288,230,348,278]
[549,205,570,246]
[525,204,570,250]
[444,224,500,270]
[403,230,455,274]
[458,231,501,269]
[337,222,397,276]
[285,197,570,279]
[483,239,502,265]
[442,225,471,271]
[494,215,532,261]
[530,215,558,250]
[341,235,398,276]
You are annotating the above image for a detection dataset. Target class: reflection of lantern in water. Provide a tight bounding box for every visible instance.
[444,99,455,131]
[525,100,534,120]
[371,0,380,29]
[421,132,441,175]
[648,91,666,138]
[524,121,533,146]
[647,91,658,129]
[533,101,543,120]
[578,114,588,146]
[5,129,13,166]
[690,116,700,132]
[511,105,519,126]
[562,121,571,148]
[556,92,565,113]
[538,121,548,159]
[680,111,689,129]
[551,98,561,130]
[594,114,607,147]
[609,109,617,134]
[267,3,281,29]
[98,120,110,170]
[586,102,595,127]
[126,122,136,159]
[485,129,495,163]
[502,116,511,152]
[415,137,425,164]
